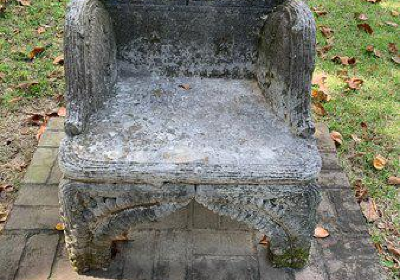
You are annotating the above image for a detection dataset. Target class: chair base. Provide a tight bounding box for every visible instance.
[59,179,320,272]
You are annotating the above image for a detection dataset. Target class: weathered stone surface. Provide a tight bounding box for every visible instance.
[60,0,320,272]
[317,171,350,189]
[314,123,336,153]
[46,117,64,131]
[5,206,60,230]
[15,184,59,206]
[39,130,65,148]
[320,152,341,171]
[23,148,58,184]
[15,234,59,280]
[0,235,26,280]
[47,162,63,185]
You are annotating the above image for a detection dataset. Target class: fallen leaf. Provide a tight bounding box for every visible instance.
[8,96,22,103]
[259,235,270,245]
[16,0,30,6]
[388,43,398,54]
[385,21,399,27]
[0,211,8,223]
[388,176,400,185]
[312,102,327,116]
[373,154,388,170]
[388,244,400,257]
[360,198,379,222]
[354,179,369,202]
[373,49,383,58]
[37,26,46,34]
[351,134,362,143]
[25,113,44,126]
[55,222,65,231]
[317,44,333,58]
[366,45,375,53]
[0,184,14,192]
[331,55,356,65]
[357,23,374,34]
[0,4,5,14]
[337,69,349,79]
[0,72,5,80]
[311,89,331,102]
[357,13,369,21]
[15,81,39,90]
[179,84,190,90]
[57,107,66,117]
[314,226,330,238]
[52,55,64,65]
[347,77,364,90]
[312,7,328,17]
[392,55,400,64]
[366,0,381,3]
[28,47,45,60]
[36,125,46,141]
[319,26,334,38]
[330,131,343,145]
[391,10,399,17]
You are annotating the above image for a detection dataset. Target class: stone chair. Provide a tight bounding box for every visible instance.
[59,0,321,273]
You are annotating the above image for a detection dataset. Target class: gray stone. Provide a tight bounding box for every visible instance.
[0,235,26,280]
[317,171,350,189]
[23,148,58,184]
[5,206,60,230]
[47,162,63,185]
[15,234,59,280]
[60,0,320,272]
[320,152,341,171]
[38,130,65,148]
[46,117,64,131]
[314,123,336,153]
[15,184,59,206]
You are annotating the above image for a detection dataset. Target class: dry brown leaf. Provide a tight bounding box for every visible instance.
[36,125,46,141]
[385,21,399,27]
[331,55,356,65]
[312,102,327,116]
[53,55,64,65]
[25,113,44,126]
[57,107,66,117]
[312,7,328,17]
[337,69,349,79]
[15,81,39,90]
[354,179,369,203]
[357,13,369,21]
[366,45,375,53]
[319,26,334,38]
[0,211,8,223]
[388,244,400,257]
[28,47,45,60]
[357,23,374,34]
[366,0,381,3]
[8,96,22,103]
[392,10,400,17]
[373,49,383,58]
[55,222,65,231]
[259,235,270,245]
[392,55,400,64]
[179,84,190,90]
[317,44,333,58]
[37,26,46,34]
[330,131,343,146]
[0,184,14,192]
[314,226,330,238]
[373,154,388,170]
[360,199,379,222]
[388,176,400,185]
[311,89,331,102]
[388,43,398,54]
[16,0,30,6]
[347,77,364,90]
[351,134,362,143]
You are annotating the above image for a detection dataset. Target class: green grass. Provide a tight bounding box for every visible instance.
[0,0,399,277]
[308,0,400,277]
[0,0,66,106]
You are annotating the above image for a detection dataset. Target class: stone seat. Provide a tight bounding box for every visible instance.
[59,0,321,274]
[60,77,320,185]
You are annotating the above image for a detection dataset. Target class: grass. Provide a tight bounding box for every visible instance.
[308,0,400,277]
[0,0,399,278]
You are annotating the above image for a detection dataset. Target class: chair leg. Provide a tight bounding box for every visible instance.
[195,184,320,268]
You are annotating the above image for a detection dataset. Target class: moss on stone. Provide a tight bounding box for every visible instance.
[271,247,309,269]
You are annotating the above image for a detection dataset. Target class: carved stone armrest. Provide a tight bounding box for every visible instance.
[64,0,117,136]
[257,0,316,138]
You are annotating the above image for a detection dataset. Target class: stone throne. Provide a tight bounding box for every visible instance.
[59,0,321,273]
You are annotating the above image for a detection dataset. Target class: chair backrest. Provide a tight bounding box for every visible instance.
[104,0,283,78]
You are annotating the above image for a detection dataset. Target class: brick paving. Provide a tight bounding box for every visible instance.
[0,119,386,280]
